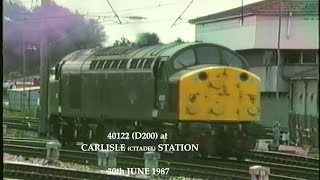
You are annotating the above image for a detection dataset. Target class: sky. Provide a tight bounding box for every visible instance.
[19,0,263,46]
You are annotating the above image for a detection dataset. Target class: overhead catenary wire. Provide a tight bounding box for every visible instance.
[9,2,178,16]
[106,0,122,24]
[171,0,194,28]
[9,2,176,23]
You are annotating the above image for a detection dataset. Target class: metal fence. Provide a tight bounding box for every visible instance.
[7,87,40,112]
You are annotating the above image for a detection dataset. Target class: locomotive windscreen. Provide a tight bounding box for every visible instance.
[173,45,248,70]
[173,49,196,69]
[196,46,221,64]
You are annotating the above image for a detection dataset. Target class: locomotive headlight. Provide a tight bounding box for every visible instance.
[198,72,208,81]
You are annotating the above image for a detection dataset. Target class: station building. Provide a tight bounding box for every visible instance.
[189,0,319,132]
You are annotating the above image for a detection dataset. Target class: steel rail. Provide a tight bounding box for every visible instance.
[247,150,319,168]
[3,117,39,131]
[4,161,144,180]
[3,141,318,180]
[3,144,248,179]
[3,135,318,168]
[188,157,319,180]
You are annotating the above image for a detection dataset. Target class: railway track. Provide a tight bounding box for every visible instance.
[3,137,319,180]
[3,142,249,179]
[246,150,319,169]
[3,136,319,168]
[3,117,39,131]
[3,116,318,165]
[4,161,143,180]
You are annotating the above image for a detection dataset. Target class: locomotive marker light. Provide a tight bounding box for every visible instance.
[198,71,208,81]
[240,72,249,81]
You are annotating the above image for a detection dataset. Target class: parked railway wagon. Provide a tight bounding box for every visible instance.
[48,42,262,158]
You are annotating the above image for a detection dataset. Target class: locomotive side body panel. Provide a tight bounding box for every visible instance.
[99,71,155,120]
[81,73,100,118]
[60,74,82,117]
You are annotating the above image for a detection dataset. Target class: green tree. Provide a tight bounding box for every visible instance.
[172,37,184,43]
[3,0,107,76]
[135,32,161,47]
[113,37,134,47]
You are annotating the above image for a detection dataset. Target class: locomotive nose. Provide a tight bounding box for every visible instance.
[178,67,261,122]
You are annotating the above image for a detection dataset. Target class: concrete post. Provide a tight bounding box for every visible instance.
[254,139,270,152]
[269,122,280,150]
[144,151,161,170]
[39,0,49,136]
[3,125,7,136]
[105,151,118,168]
[97,150,106,167]
[97,151,118,168]
[273,122,280,147]
[249,165,270,180]
[46,141,61,163]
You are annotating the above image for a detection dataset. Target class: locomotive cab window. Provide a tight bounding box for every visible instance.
[158,60,167,80]
[173,49,195,69]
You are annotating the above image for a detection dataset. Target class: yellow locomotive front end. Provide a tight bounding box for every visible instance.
[178,66,261,123]
[172,65,261,158]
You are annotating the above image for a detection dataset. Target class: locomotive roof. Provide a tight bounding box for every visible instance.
[62,42,242,61]
[91,42,198,59]
[59,42,249,73]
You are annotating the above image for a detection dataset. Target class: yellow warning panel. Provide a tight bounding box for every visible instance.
[178,67,261,122]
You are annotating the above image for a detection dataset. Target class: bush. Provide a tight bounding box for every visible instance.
[3,109,37,118]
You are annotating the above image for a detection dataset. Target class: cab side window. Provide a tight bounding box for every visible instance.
[158,60,168,80]
[153,58,167,80]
